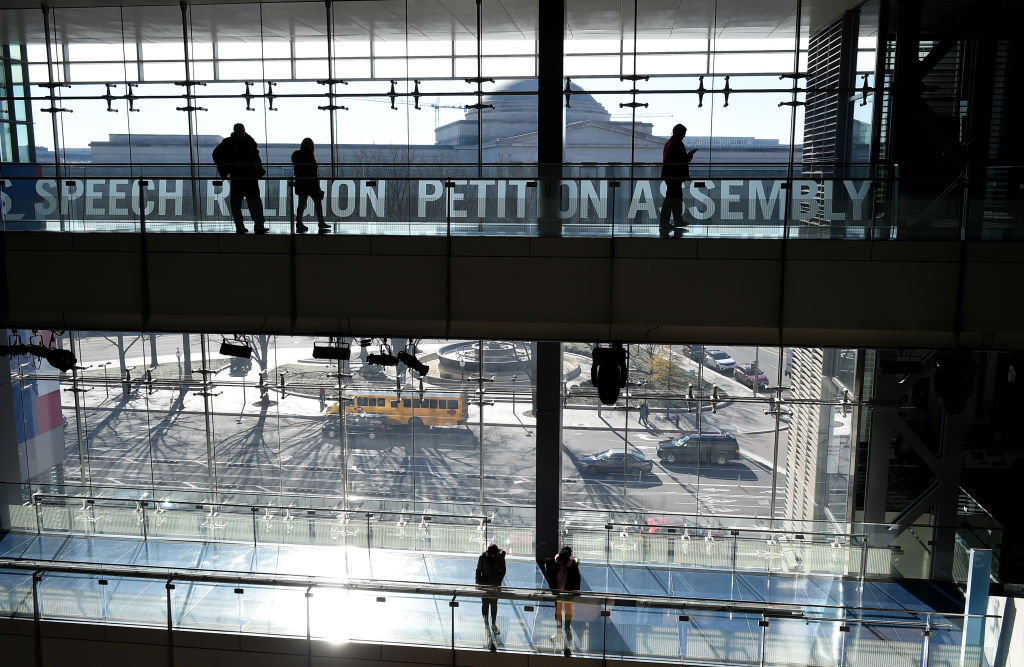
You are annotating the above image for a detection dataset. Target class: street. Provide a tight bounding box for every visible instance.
[53,335,791,524]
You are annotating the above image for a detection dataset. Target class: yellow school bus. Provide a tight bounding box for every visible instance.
[326,390,469,428]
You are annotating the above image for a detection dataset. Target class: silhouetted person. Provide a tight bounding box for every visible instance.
[213,123,267,234]
[475,543,506,636]
[543,545,581,641]
[291,137,328,234]
[659,123,697,238]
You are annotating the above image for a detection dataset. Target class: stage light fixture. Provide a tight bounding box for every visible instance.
[397,350,429,376]
[219,338,252,359]
[312,340,351,361]
[44,348,78,372]
[0,338,77,372]
[591,343,627,405]
[367,352,399,366]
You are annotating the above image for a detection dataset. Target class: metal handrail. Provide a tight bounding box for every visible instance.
[0,556,992,628]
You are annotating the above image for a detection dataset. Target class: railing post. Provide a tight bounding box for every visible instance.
[165,579,175,667]
[449,595,459,662]
[32,571,42,667]
[33,493,42,535]
[604,523,612,564]
[920,614,931,667]
[758,615,769,667]
[366,512,373,554]
[859,537,869,589]
[305,585,313,667]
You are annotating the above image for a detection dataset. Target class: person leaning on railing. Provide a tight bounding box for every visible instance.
[475,543,507,636]
[542,545,581,640]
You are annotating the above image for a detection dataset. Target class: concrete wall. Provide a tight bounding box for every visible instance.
[0,618,656,667]
[3,233,1023,349]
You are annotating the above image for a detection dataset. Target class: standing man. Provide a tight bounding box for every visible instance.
[543,545,581,641]
[475,543,507,636]
[658,123,698,238]
[213,123,268,234]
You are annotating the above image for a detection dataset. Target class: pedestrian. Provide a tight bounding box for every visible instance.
[319,387,326,411]
[291,137,329,234]
[475,543,506,636]
[639,401,650,426]
[543,545,581,640]
[658,123,698,238]
[212,123,268,234]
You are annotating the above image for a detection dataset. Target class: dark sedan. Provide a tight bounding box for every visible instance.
[734,363,769,389]
[322,413,392,439]
[580,449,654,475]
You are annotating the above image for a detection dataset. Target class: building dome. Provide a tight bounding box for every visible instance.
[477,79,611,124]
[436,79,612,145]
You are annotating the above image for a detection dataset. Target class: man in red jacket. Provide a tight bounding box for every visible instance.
[658,123,698,238]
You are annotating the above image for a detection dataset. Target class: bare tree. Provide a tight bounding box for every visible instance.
[102,333,141,397]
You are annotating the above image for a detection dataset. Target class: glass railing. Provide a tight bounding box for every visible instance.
[9,161,1018,239]
[0,558,993,666]
[1,484,1000,583]
[4,162,1019,239]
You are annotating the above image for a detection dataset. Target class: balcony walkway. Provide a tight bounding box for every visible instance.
[0,528,972,666]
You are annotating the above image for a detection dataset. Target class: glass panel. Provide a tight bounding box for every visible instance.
[0,570,34,619]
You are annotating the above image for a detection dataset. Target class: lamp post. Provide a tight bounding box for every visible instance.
[753,346,760,398]
[100,361,112,398]
[511,375,517,414]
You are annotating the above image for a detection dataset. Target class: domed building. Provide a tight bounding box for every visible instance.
[433,79,662,163]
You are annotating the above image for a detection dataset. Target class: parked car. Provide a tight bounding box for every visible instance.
[656,433,741,465]
[734,363,769,389]
[682,344,705,361]
[580,449,654,475]
[704,349,736,373]
[322,413,392,439]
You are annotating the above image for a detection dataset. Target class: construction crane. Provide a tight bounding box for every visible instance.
[431,96,465,129]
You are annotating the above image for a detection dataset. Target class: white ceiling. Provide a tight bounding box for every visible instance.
[0,0,880,46]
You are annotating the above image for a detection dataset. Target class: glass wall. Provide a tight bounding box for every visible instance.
[0,0,909,238]
[4,330,1007,582]
[6,331,853,529]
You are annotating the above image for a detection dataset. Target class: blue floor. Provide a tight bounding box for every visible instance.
[0,529,963,617]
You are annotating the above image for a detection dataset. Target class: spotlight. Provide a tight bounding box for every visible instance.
[397,350,429,376]
[591,343,627,405]
[0,340,77,372]
[44,348,78,372]
[312,340,350,361]
[367,352,398,366]
[219,338,252,359]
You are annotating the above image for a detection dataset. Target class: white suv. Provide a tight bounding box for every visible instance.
[704,349,736,373]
